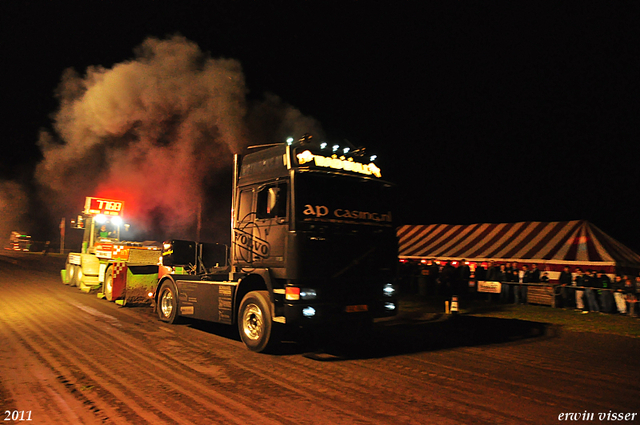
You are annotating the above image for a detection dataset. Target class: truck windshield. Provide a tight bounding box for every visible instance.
[294,172,394,230]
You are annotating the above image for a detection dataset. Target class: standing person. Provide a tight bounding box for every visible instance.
[573,268,586,311]
[596,271,613,313]
[504,262,513,279]
[475,262,486,282]
[529,264,541,284]
[485,261,499,302]
[486,261,499,282]
[498,264,509,302]
[558,266,574,308]
[428,260,440,295]
[522,265,531,304]
[424,260,436,295]
[504,262,515,302]
[457,260,471,297]
[583,270,600,313]
[508,262,519,301]
[626,277,640,317]
[440,261,456,297]
[515,265,529,304]
[471,262,485,300]
[612,275,627,314]
[509,262,519,281]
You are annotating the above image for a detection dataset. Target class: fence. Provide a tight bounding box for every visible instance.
[477,281,637,314]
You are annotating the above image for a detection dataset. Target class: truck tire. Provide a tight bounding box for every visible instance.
[77,268,91,292]
[157,280,181,324]
[238,291,276,353]
[64,259,73,285]
[69,265,79,287]
[103,267,114,301]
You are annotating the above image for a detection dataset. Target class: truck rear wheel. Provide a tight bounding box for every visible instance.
[238,291,276,353]
[157,281,181,324]
[103,267,114,301]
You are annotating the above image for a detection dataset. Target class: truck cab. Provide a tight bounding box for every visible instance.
[156,135,398,352]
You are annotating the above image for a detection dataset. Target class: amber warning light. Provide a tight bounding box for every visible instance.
[84,197,125,217]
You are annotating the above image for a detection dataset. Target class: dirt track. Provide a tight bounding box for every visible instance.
[1,253,639,424]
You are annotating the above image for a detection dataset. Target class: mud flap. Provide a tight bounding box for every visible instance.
[117,265,158,305]
[111,262,128,300]
[125,266,158,304]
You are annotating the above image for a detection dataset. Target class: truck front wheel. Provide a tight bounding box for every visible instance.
[157,281,181,324]
[64,259,74,285]
[238,291,276,353]
[69,265,79,287]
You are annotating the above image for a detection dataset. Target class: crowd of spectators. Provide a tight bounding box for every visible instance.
[400,259,639,317]
[555,266,639,316]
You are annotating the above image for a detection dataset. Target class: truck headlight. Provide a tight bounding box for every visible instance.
[302,306,316,317]
[383,283,395,297]
[300,288,317,300]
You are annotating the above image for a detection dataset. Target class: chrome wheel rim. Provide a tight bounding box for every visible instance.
[160,289,173,318]
[242,304,263,341]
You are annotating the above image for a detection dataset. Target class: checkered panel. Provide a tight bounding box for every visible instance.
[111,262,128,300]
[112,262,127,278]
[112,245,130,260]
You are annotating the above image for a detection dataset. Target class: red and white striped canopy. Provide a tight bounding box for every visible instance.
[397,220,640,268]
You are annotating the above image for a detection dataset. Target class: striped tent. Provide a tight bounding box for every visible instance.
[397,220,640,274]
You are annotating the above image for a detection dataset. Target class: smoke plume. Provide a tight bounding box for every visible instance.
[35,35,322,241]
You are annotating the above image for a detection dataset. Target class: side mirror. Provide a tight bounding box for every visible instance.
[267,187,279,214]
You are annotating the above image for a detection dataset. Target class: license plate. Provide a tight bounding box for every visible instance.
[345,304,368,313]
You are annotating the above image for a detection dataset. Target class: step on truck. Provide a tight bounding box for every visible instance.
[61,197,161,305]
[156,134,398,352]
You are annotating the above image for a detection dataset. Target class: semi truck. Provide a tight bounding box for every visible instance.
[7,231,31,251]
[156,134,398,352]
[61,197,161,305]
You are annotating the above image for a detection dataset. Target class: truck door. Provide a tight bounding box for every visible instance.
[253,182,288,266]
[234,188,256,265]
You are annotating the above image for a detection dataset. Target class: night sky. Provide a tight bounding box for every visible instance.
[1,2,639,251]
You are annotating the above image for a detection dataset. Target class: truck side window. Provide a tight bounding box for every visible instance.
[257,184,287,219]
[237,189,254,224]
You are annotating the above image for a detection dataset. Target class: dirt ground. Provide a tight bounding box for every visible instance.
[1,252,639,424]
